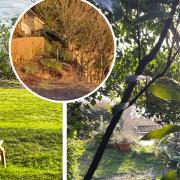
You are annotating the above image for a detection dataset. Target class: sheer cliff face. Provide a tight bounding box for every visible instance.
[33,0,115,82]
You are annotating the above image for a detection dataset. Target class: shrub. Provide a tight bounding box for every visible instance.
[22,64,39,75]
[67,136,85,180]
[40,58,62,73]
[155,132,180,177]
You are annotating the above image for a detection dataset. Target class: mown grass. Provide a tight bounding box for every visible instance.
[79,142,163,179]
[0,88,62,179]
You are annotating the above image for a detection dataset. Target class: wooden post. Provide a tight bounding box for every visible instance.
[0,146,6,168]
[57,49,59,61]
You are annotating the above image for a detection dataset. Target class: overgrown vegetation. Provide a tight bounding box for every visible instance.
[40,58,62,75]
[68,137,85,180]
[68,0,180,179]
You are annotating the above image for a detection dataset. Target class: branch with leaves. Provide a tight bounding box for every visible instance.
[84,0,179,179]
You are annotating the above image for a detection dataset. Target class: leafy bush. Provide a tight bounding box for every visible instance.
[155,133,180,178]
[67,136,85,180]
[145,78,180,124]
[22,64,39,75]
[40,58,62,73]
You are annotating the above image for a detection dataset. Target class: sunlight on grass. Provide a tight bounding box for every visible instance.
[80,142,163,179]
[0,88,62,179]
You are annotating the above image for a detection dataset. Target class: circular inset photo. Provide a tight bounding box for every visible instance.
[10,0,116,102]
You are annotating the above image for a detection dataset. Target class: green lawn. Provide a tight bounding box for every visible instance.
[80,142,163,179]
[0,88,62,179]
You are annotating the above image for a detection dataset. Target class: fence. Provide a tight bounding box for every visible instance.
[11,37,45,62]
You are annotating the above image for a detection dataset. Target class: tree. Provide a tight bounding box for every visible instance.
[83,0,179,179]
[0,21,15,79]
[31,0,114,83]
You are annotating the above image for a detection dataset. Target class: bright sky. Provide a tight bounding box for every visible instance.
[0,0,33,22]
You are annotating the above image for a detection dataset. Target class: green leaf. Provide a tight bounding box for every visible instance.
[149,84,180,102]
[84,104,91,109]
[161,170,177,180]
[97,95,102,101]
[141,125,180,140]
[90,99,96,106]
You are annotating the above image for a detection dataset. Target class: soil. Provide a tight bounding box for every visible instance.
[15,60,99,100]
[30,80,98,101]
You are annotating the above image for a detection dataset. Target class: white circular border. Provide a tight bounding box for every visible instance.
[9,0,117,103]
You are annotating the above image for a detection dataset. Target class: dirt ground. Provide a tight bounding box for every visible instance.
[30,80,98,101]
[14,59,101,101]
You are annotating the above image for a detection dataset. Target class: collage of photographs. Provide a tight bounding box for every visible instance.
[0,0,179,179]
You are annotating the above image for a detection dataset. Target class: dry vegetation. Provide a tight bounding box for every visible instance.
[12,0,114,100]
[33,0,114,83]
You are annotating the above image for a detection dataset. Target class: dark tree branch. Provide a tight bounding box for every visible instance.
[136,0,141,62]
[128,47,180,108]
[136,0,179,74]
[84,0,179,179]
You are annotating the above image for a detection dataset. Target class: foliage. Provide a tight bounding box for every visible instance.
[67,102,112,178]
[142,77,180,177]
[22,64,39,75]
[149,83,180,102]
[68,0,179,178]
[145,78,180,124]
[92,119,109,144]
[0,88,62,179]
[40,58,62,73]
[68,102,88,138]
[67,102,86,179]
[32,0,114,83]
[0,79,21,88]
[161,170,177,180]
[68,102,111,139]
[155,133,180,179]
[87,0,180,118]
[142,79,180,178]
[142,125,180,140]
[0,22,15,79]
[67,136,85,180]
[87,0,180,133]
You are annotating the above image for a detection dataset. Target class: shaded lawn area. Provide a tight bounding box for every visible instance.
[0,88,62,179]
[79,142,163,179]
